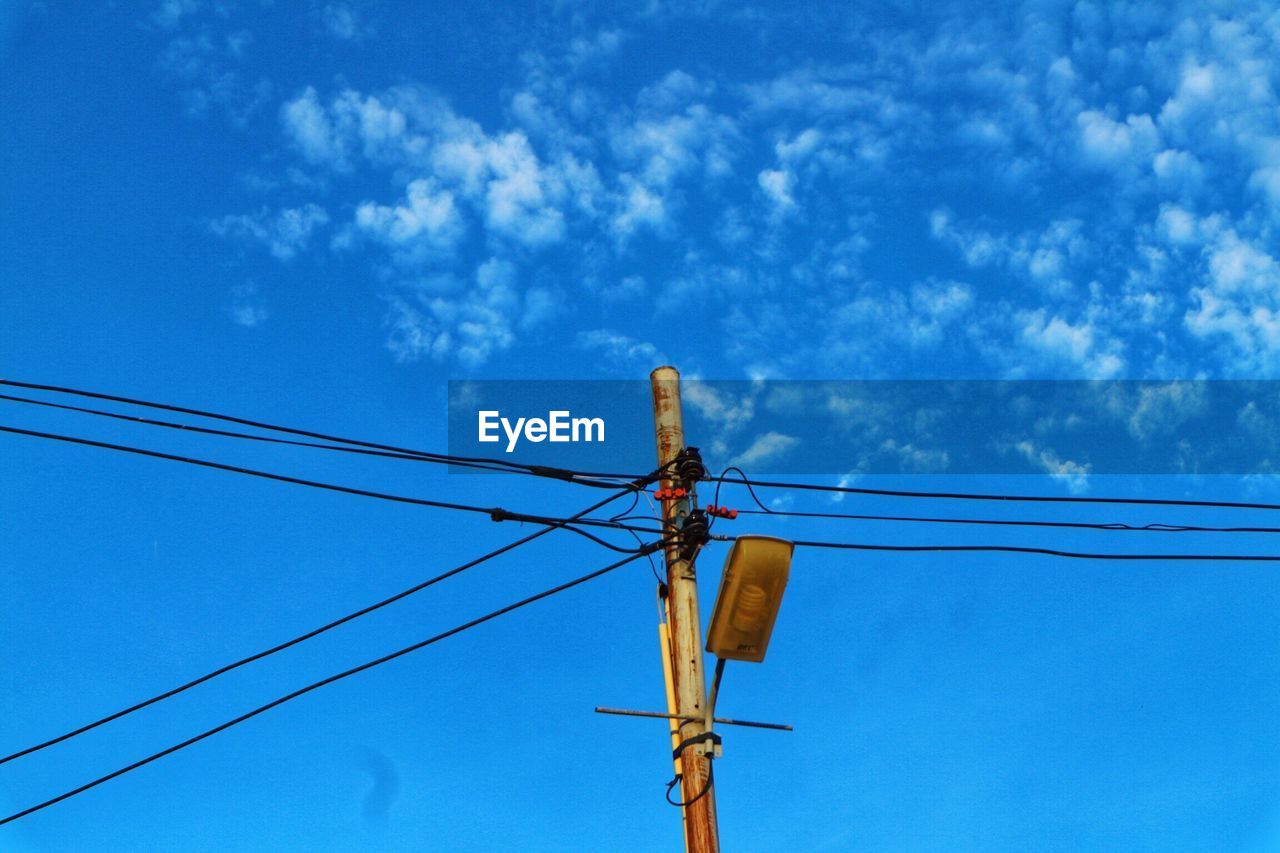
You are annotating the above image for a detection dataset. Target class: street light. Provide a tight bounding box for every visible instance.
[705,535,793,663]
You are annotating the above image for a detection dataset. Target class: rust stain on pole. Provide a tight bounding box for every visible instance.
[650,365,720,853]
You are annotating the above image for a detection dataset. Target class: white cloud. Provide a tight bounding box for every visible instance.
[319,4,366,40]
[1155,204,1200,246]
[152,0,199,29]
[211,205,329,260]
[350,179,464,260]
[227,282,267,328]
[1185,231,1280,370]
[1016,309,1125,378]
[479,133,567,246]
[728,431,799,468]
[877,439,949,473]
[206,4,1280,375]
[575,330,665,370]
[757,168,794,209]
[612,177,667,237]
[1014,440,1091,494]
[1122,382,1209,441]
[281,87,348,168]
[683,382,757,433]
[158,30,271,124]
[1076,110,1160,169]
[1152,148,1205,194]
[382,258,563,367]
[823,279,974,366]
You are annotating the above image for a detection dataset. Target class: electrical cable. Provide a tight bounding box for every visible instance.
[0,378,646,485]
[0,424,656,522]
[666,763,715,808]
[599,489,665,581]
[714,472,1280,534]
[0,484,650,767]
[539,521,656,554]
[0,392,609,480]
[735,536,1280,561]
[0,543,666,827]
[729,507,1280,534]
[716,474,1280,512]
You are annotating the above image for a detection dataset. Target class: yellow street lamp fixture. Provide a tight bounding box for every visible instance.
[705,535,794,663]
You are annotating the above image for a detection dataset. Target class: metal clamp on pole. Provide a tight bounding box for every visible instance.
[665,731,722,809]
[673,731,722,761]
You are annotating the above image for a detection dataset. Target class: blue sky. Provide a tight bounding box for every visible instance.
[4,1,1280,850]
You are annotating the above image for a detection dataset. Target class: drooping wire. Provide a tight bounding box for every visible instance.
[666,763,715,808]
[728,507,1280,534]
[0,392,606,480]
[665,730,721,808]
[0,543,666,827]
[716,474,1280,512]
[708,465,765,533]
[0,424,654,522]
[605,488,664,582]
[733,536,1280,561]
[0,484,652,768]
[0,379,645,486]
[712,471,1280,534]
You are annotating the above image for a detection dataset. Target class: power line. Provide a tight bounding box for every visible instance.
[715,472,1280,533]
[0,543,664,827]
[0,483,648,768]
[729,507,1280,534]
[736,536,1280,561]
[0,424,658,524]
[716,474,1280,512]
[0,378,645,486]
[0,392,588,479]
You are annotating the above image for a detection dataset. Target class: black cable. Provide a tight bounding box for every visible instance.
[547,522,656,554]
[624,524,664,582]
[666,763,715,808]
[718,475,1280,512]
[729,507,1280,534]
[608,488,641,521]
[0,543,665,827]
[0,392,584,479]
[600,489,664,581]
[0,424,658,522]
[712,466,758,514]
[749,536,1280,561]
[665,730,720,808]
[0,379,645,485]
[708,465,762,533]
[0,485,648,768]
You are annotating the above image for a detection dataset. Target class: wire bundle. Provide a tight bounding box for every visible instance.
[5,377,1280,826]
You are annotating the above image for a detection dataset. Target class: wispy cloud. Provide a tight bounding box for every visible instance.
[168,0,1280,372]
[211,205,329,260]
[729,431,799,468]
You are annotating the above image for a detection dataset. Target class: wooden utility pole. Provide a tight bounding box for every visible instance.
[650,365,719,853]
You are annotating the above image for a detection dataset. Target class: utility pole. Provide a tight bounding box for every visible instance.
[650,365,720,853]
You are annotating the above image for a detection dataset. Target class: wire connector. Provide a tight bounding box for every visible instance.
[673,446,706,486]
[654,486,688,501]
[679,509,710,560]
[706,504,738,520]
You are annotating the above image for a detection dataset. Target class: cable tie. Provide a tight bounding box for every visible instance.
[672,731,721,760]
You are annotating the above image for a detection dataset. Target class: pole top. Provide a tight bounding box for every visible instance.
[651,365,680,381]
